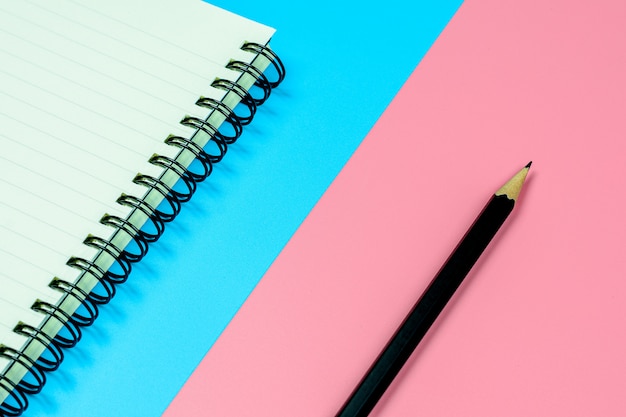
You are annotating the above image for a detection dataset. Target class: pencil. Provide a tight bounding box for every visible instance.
[335,162,531,417]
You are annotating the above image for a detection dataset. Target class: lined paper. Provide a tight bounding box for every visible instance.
[0,0,274,394]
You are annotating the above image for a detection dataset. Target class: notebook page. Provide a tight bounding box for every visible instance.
[64,0,273,66]
[0,0,275,401]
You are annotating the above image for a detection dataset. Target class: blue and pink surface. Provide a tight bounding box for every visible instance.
[27,0,626,416]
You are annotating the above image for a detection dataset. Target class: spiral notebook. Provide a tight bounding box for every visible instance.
[0,0,284,414]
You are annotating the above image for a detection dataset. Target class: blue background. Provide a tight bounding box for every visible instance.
[24,1,461,415]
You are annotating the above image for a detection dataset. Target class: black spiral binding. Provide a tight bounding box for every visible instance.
[0,42,285,416]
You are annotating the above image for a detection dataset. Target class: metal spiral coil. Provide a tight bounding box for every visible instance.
[226,60,272,105]
[148,155,198,200]
[0,378,26,417]
[48,279,99,327]
[116,194,167,239]
[0,349,45,396]
[65,257,118,303]
[241,42,286,88]
[30,302,82,348]
[132,174,183,222]
[13,325,64,373]
[0,42,284,416]
[194,97,244,144]
[164,135,214,181]
[99,213,152,257]
[211,78,257,125]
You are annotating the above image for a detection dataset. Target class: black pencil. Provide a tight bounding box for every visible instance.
[334,162,531,417]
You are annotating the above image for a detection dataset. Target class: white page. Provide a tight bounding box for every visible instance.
[0,0,275,398]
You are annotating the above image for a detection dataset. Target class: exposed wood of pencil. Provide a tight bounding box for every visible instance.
[334,163,531,417]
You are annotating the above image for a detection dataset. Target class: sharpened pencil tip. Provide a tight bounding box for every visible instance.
[495,165,530,201]
[525,161,532,168]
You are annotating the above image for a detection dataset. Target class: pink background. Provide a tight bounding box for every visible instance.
[165,0,626,415]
